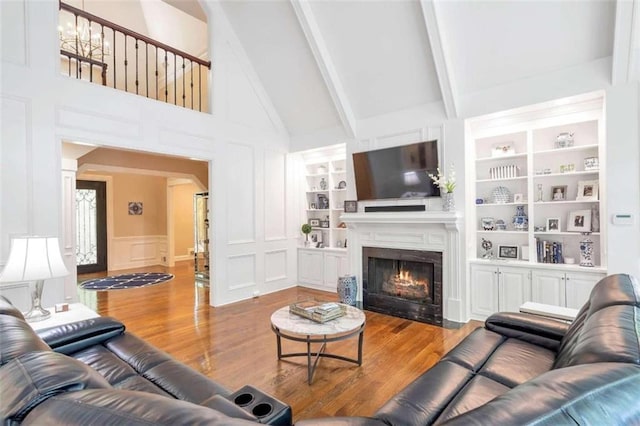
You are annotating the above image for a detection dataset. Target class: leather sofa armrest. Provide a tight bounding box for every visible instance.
[37,317,125,355]
[201,394,257,422]
[485,312,569,351]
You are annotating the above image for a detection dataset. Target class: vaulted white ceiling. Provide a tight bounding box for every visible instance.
[71,0,640,141]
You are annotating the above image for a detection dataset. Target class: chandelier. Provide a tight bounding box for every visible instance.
[58,0,111,60]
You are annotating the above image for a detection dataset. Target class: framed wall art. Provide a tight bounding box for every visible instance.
[128,202,143,215]
[546,217,561,233]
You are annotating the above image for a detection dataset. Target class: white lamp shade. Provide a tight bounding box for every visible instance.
[0,237,69,282]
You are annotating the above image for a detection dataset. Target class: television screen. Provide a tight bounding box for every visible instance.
[353,140,440,201]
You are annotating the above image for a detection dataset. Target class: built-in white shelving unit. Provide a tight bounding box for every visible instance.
[466,92,607,320]
[297,144,348,291]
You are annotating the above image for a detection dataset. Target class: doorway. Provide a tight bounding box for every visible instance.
[76,180,107,274]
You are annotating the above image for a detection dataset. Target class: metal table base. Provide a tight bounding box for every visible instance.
[272,323,365,384]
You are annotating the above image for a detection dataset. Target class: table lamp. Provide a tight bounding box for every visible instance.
[0,236,69,322]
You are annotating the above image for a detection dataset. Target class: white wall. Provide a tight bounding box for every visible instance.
[0,1,297,308]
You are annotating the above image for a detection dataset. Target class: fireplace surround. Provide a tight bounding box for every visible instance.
[342,211,464,323]
[363,247,443,325]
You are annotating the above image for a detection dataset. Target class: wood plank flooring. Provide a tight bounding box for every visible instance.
[78,261,481,422]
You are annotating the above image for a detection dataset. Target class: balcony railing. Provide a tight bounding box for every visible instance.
[59,1,211,112]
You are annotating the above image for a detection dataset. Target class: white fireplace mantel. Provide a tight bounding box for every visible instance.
[341,211,467,323]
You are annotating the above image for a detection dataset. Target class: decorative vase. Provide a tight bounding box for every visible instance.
[512,205,528,231]
[579,233,594,267]
[442,192,455,212]
[319,178,328,190]
[337,275,357,306]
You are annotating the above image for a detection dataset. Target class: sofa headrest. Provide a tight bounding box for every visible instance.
[0,351,112,423]
[0,314,50,366]
[554,304,640,369]
[587,274,640,315]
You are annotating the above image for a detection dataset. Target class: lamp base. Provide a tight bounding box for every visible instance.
[23,306,51,322]
[23,279,51,323]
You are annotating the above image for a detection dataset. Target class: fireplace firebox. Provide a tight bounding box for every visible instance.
[363,247,442,325]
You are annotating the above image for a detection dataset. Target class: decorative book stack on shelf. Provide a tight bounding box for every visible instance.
[289,301,346,323]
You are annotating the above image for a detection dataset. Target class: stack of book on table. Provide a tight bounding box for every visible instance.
[289,301,346,323]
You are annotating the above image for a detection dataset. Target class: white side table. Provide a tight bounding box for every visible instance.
[519,302,579,322]
[29,303,100,331]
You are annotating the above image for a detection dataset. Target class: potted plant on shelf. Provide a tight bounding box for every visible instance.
[428,164,456,212]
[301,224,312,247]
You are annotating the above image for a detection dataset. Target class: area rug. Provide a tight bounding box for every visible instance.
[79,272,174,290]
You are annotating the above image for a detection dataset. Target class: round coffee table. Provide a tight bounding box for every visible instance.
[270,304,365,384]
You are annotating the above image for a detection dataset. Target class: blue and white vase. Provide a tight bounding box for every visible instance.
[579,233,594,267]
[512,205,528,231]
[337,275,357,306]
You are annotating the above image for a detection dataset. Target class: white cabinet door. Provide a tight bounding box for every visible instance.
[323,253,344,291]
[531,270,565,306]
[471,264,499,318]
[565,272,604,309]
[298,250,324,286]
[499,266,531,312]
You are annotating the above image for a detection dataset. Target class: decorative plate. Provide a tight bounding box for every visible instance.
[491,186,512,204]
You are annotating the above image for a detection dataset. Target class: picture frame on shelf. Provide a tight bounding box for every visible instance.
[567,210,592,232]
[319,220,330,228]
[317,194,330,209]
[498,245,518,259]
[344,200,358,213]
[551,185,568,201]
[584,157,599,171]
[309,218,320,227]
[521,246,530,261]
[546,217,561,233]
[309,230,323,245]
[513,193,524,203]
[576,180,599,201]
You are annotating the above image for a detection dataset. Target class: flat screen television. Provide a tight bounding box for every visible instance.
[353,140,440,201]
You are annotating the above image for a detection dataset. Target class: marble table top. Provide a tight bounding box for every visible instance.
[271,304,365,336]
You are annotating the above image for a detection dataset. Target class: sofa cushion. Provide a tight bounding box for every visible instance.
[440,328,505,371]
[441,363,640,425]
[0,295,25,320]
[0,351,111,423]
[375,360,474,426]
[436,375,510,424]
[478,338,555,388]
[0,314,50,366]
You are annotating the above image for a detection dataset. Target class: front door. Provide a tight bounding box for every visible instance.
[76,180,107,274]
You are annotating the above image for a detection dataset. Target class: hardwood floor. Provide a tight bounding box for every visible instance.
[78,261,481,422]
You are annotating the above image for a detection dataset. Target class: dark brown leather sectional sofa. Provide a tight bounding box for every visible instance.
[298,273,640,425]
[0,296,291,425]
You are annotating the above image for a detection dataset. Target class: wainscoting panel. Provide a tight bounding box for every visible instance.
[264,150,286,241]
[227,253,256,290]
[158,128,214,157]
[110,236,168,271]
[265,249,287,283]
[227,142,256,244]
[0,0,27,66]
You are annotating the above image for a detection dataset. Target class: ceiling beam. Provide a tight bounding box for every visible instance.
[291,0,357,138]
[612,0,639,84]
[420,0,458,119]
